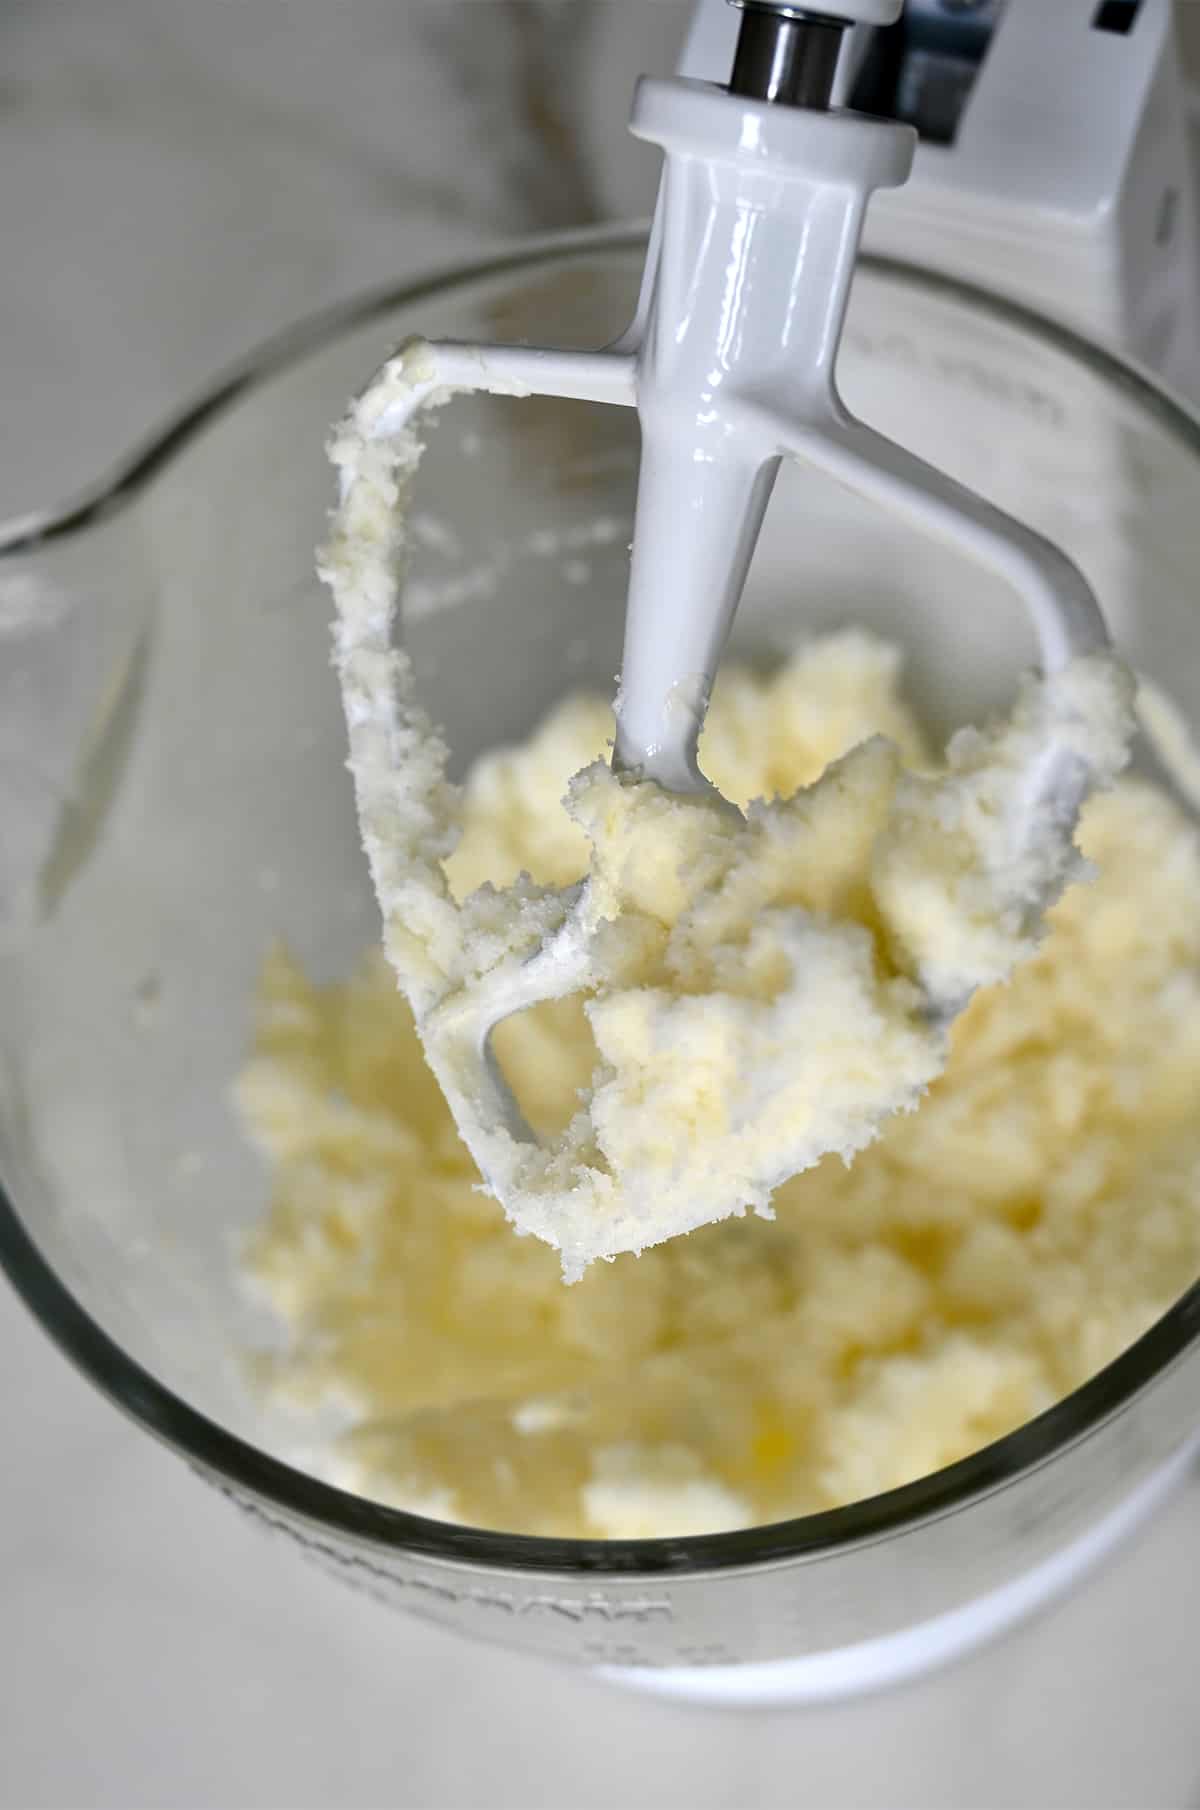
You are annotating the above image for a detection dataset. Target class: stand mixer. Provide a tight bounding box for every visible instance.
[326,0,1142,1247]
[4,0,1200,1717]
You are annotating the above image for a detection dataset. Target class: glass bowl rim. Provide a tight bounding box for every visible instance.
[3,220,1200,1578]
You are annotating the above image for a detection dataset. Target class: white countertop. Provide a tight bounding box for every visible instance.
[3,5,1200,1806]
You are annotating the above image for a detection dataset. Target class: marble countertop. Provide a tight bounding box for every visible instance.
[2,5,1200,1806]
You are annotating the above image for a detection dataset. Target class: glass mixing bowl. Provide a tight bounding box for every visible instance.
[2,228,1200,1699]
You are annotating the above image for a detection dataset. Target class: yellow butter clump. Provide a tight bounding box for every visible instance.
[238,637,1200,1538]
